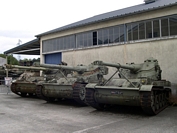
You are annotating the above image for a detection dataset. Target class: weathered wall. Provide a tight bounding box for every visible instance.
[63,38,177,85]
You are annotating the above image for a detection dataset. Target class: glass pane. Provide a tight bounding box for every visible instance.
[161,19,169,37]
[132,23,138,40]
[67,36,71,49]
[139,22,145,39]
[70,35,75,49]
[88,32,92,46]
[109,27,114,43]
[56,38,59,50]
[50,40,53,51]
[77,34,83,48]
[120,25,125,42]
[59,38,63,50]
[146,21,152,39]
[103,28,108,44]
[63,37,67,49]
[127,24,132,41]
[153,20,160,38]
[169,15,177,36]
[98,29,103,45]
[84,33,88,47]
[114,26,119,43]
[54,39,57,50]
[93,32,97,45]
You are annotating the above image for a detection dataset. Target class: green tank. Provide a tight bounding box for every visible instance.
[0,65,24,80]
[35,61,108,105]
[85,57,171,115]
[5,64,67,97]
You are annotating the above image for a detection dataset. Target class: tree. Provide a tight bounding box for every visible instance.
[0,54,19,65]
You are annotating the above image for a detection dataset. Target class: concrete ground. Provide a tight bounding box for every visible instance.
[0,86,177,133]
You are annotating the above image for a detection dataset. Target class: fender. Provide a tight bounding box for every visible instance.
[85,83,97,89]
[140,85,153,92]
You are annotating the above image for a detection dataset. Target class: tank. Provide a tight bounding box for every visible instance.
[5,64,67,97]
[0,66,24,79]
[35,61,108,105]
[85,57,171,115]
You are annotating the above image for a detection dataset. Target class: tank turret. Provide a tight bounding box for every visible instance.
[40,62,108,82]
[95,57,162,82]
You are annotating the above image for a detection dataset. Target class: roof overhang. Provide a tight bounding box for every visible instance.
[4,39,40,55]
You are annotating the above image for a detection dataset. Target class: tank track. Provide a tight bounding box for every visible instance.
[72,82,87,106]
[86,87,171,115]
[11,83,27,97]
[35,85,55,102]
[140,87,171,115]
[85,88,105,110]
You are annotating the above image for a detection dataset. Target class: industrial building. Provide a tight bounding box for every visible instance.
[4,0,177,87]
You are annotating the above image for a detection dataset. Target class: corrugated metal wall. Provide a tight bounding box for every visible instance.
[45,53,62,64]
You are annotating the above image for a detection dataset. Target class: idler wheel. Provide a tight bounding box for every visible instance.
[79,87,86,101]
[72,82,87,106]
[85,88,105,110]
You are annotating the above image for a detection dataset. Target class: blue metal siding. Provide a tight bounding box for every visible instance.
[45,53,62,64]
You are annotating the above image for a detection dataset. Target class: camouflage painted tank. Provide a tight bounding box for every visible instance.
[5,64,67,97]
[35,61,108,105]
[0,65,24,80]
[85,57,171,115]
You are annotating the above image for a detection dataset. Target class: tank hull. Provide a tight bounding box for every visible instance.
[85,80,171,115]
[92,86,140,106]
[36,78,87,105]
[11,82,37,97]
[41,83,73,99]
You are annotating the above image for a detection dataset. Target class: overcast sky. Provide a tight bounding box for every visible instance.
[0,0,143,60]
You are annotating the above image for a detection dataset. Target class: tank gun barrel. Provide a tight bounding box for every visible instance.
[5,64,49,71]
[98,61,141,71]
[40,64,87,72]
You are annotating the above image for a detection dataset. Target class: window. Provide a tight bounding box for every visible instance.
[161,18,169,37]
[153,20,160,38]
[43,15,177,53]
[98,29,103,45]
[83,33,88,47]
[132,23,139,41]
[146,21,152,39]
[114,26,120,43]
[120,25,125,42]
[42,35,75,53]
[127,24,132,41]
[139,22,145,39]
[77,34,84,48]
[87,33,93,46]
[109,27,114,43]
[103,28,109,44]
[93,31,97,45]
[169,15,177,36]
